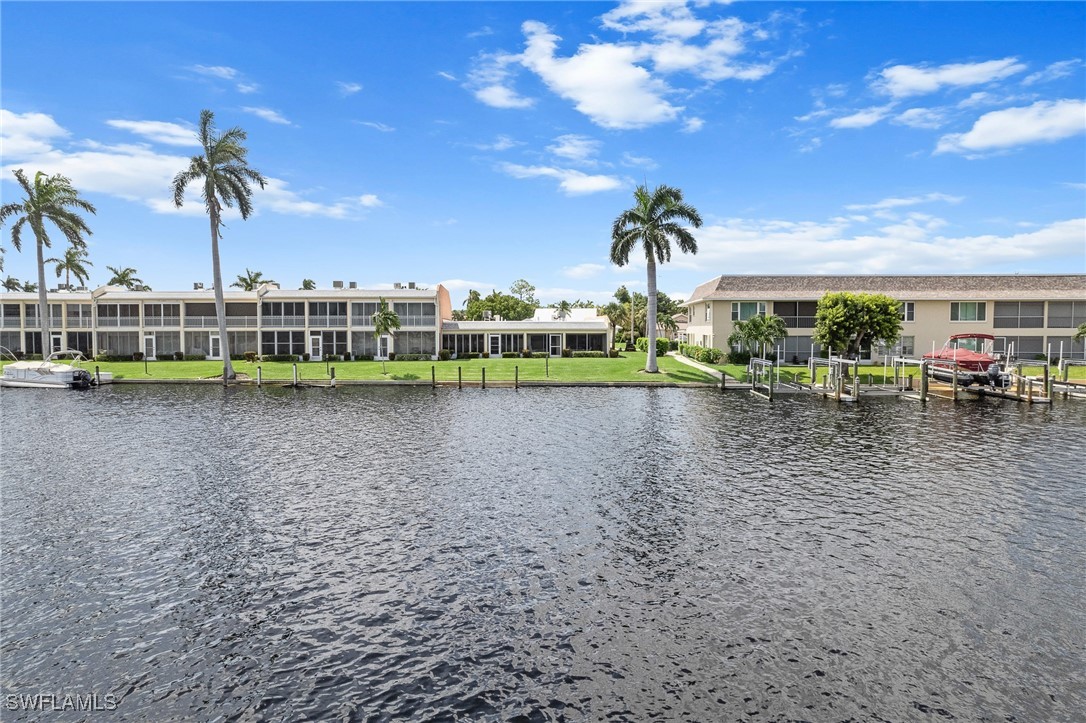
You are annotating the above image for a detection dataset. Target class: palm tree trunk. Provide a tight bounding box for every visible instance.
[209,207,235,380]
[36,233,50,357]
[645,257,659,373]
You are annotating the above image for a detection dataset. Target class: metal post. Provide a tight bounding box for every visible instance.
[144,357,149,375]
[431,365,436,389]
[1043,364,1050,399]
[768,363,774,402]
[920,362,928,402]
[546,356,549,378]
[835,371,842,401]
[481,367,486,389]
[95,365,100,386]
[458,366,462,390]
[331,366,336,388]
[515,365,519,389]
[952,360,959,400]
[257,365,262,386]
[293,363,298,387]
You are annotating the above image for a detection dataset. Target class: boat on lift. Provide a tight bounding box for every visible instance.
[922,333,1010,388]
[0,348,95,389]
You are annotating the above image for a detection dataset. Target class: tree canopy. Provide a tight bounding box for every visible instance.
[814,292,902,357]
[509,279,539,306]
[464,289,535,321]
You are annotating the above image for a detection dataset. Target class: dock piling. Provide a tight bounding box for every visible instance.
[458,366,462,390]
[292,363,298,387]
[482,367,486,389]
[515,365,519,389]
[431,365,436,389]
[257,366,262,386]
[330,367,336,388]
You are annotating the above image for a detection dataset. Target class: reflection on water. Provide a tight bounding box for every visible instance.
[2,386,1084,720]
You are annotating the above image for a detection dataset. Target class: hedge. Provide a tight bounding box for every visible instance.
[394,354,430,361]
[635,337,670,357]
[571,351,606,358]
[679,343,723,365]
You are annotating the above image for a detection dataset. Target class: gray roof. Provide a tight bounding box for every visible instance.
[443,320,607,331]
[686,274,1086,303]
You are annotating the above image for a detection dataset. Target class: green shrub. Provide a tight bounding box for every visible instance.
[388,352,396,361]
[438,349,451,361]
[572,351,606,358]
[184,354,207,361]
[395,354,429,361]
[697,347,723,364]
[669,340,679,351]
[459,352,480,360]
[726,349,751,365]
[355,354,374,362]
[481,352,489,359]
[531,352,548,358]
[263,354,296,362]
[501,351,519,358]
[608,348,620,358]
[635,337,670,357]
[132,351,144,362]
[521,349,534,358]
[561,348,572,358]
[244,351,258,363]
[173,351,185,361]
[302,353,310,362]
[324,354,340,362]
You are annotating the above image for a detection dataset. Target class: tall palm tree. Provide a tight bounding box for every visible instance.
[2,276,22,292]
[610,184,702,373]
[46,245,94,288]
[552,300,573,320]
[1074,322,1086,343]
[727,314,789,359]
[0,170,96,355]
[371,297,401,373]
[22,281,38,293]
[231,268,273,291]
[300,278,316,291]
[172,109,266,381]
[599,301,625,345]
[105,265,149,290]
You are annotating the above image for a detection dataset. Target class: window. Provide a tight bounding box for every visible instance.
[731,301,766,321]
[261,330,304,355]
[528,334,549,353]
[352,302,380,325]
[993,301,1044,328]
[1046,335,1086,360]
[148,332,182,357]
[396,331,435,355]
[392,302,436,326]
[1000,335,1044,360]
[143,303,180,326]
[950,302,986,322]
[261,301,304,317]
[316,330,348,355]
[441,333,485,355]
[1047,301,1086,328]
[704,304,711,322]
[565,333,606,351]
[898,302,915,322]
[774,301,817,328]
[309,302,347,317]
[779,336,821,363]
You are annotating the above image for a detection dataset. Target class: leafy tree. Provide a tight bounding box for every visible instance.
[46,245,93,288]
[106,265,149,290]
[231,268,273,291]
[656,312,679,338]
[655,292,682,318]
[727,314,789,358]
[300,278,316,290]
[552,300,573,320]
[462,289,481,309]
[509,278,539,306]
[611,184,702,373]
[598,301,626,343]
[22,280,38,293]
[2,276,22,292]
[464,289,534,321]
[172,109,266,381]
[814,292,901,357]
[0,170,96,355]
[371,297,401,373]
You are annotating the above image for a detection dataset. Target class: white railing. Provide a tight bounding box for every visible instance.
[65,317,94,328]
[260,315,305,328]
[399,315,437,327]
[184,315,259,328]
[308,315,348,328]
[95,317,141,327]
[144,316,182,327]
[2,318,24,328]
[351,317,374,328]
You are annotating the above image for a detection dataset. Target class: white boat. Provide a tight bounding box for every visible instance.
[0,349,95,389]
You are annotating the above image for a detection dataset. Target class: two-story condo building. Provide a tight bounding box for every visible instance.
[684,274,1086,363]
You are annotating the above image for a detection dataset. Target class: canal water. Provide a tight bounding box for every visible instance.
[2,386,1083,721]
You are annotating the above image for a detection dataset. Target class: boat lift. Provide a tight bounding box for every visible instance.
[808,349,861,403]
[749,357,775,400]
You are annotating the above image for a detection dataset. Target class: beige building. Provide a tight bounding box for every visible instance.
[684,274,1086,363]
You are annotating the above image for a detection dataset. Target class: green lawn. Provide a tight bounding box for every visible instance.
[1,352,718,384]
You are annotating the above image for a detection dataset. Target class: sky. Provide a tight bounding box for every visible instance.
[2,1,1084,305]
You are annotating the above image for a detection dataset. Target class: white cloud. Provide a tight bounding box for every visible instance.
[681,117,705,133]
[358,194,383,208]
[474,84,537,109]
[437,71,457,81]
[190,64,238,80]
[241,107,294,126]
[600,0,707,40]
[620,151,658,169]
[936,99,1086,155]
[1022,59,1082,86]
[436,278,493,294]
[562,263,607,279]
[0,109,70,156]
[547,134,601,163]
[106,119,199,146]
[892,107,947,129]
[236,83,260,94]
[874,57,1026,98]
[845,193,963,212]
[468,52,536,109]
[336,81,363,96]
[498,162,624,195]
[356,121,395,132]
[468,26,494,39]
[830,105,894,129]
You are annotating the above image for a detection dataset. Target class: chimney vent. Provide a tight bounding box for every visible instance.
[349,281,357,289]
[332,280,344,289]
[408,281,416,289]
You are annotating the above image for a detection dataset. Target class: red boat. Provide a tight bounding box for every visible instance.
[922,333,1009,387]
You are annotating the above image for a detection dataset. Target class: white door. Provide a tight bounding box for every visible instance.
[490,334,501,356]
[549,334,562,357]
[378,335,389,359]
[51,333,63,354]
[309,335,323,361]
[209,334,221,359]
[144,335,156,360]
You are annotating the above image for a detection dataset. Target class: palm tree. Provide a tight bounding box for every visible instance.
[552,300,573,320]
[656,312,678,339]
[106,265,149,290]
[2,276,21,292]
[610,184,702,373]
[0,170,96,355]
[46,245,94,288]
[727,314,789,359]
[463,289,481,308]
[599,301,625,345]
[371,297,401,373]
[21,280,38,293]
[231,268,273,291]
[1074,322,1086,343]
[300,278,316,290]
[172,109,266,381]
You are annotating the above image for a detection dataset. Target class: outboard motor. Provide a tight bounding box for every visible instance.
[72,369,93,389]
[987,363,1009,389]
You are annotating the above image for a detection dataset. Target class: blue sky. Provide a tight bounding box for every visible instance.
[2,1,1084,304]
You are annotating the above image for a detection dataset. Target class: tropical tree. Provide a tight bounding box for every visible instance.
[371,297,401,373]
[727,313,789,359]
[599,301,626,344]
[462,289,481,309]
[552,300,573,320]
[300,278,316,290]
[172,109,266,381]
[509,278,539,306]
[656,312,679,339]
[464,289,534,321]
[1074,322,1086,343]
[610,184,702,373]
[231,268,273,291]
[814,292,901,357]
[21,280,38,293]
[2,276,21,292]
[0,170,96,355]
[106,265,149,290]
[46,245,94,288]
